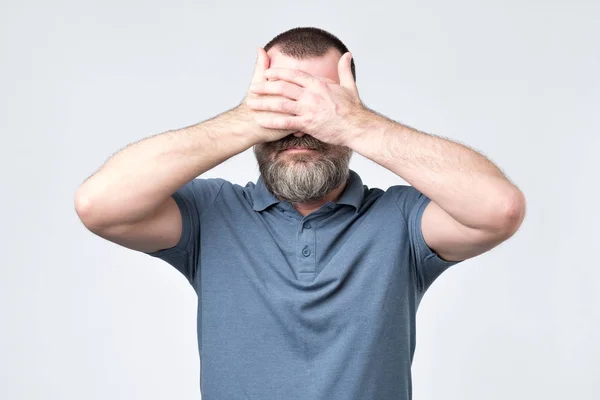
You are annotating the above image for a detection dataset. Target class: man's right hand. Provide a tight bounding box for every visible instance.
[233,48,297,144]
[76,47,297,255]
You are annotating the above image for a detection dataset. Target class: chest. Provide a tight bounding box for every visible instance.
[198,200,417,319]
[195,189,421,398]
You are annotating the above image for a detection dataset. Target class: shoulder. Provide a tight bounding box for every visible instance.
[182,177,229,202]
[374,184,428,208]
[385,185,430,215]
[188,176,264,212]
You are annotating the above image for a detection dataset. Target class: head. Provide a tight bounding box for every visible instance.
[253,27,356,204]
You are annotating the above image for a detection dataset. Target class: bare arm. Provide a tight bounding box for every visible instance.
[74,109,256,250]
[344,111,526,261]
[242,61,527,263]
[75,110,256,228]
[74,48,291,253]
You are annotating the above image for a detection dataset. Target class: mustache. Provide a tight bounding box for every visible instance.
[268,134,328,152]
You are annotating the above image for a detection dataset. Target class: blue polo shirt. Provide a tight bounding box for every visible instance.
[146,169,461,400]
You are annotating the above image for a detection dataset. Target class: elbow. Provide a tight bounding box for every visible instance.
[493,187,527,238]
[74,187,94,227]
[74,186,106,231]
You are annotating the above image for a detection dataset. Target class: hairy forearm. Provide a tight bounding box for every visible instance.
[75,108,257,228]
[345,110,524,231]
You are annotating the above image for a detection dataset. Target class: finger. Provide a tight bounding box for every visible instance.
[249,80,304,100]
[263,68,317,89]
[246,96,299,115]
[251,47,270,85]
[255,113,304,130]
[338,52,357,94]
[317,76,337,84]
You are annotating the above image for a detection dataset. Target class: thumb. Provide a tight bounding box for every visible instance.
[338,52,357,93]
[251,47,270,84]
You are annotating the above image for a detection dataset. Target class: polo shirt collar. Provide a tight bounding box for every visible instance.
[252,169,364,213]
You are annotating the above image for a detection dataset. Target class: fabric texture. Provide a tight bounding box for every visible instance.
[146,169,461,400]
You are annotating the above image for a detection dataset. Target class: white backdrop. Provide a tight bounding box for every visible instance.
[1,0,598,399]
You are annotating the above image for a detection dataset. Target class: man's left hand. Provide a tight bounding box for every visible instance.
[246,52,368,146]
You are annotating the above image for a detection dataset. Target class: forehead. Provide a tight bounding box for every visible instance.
[266,47,342,83]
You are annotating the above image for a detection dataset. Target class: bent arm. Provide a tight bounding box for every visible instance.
[344,110,526,262]
[74,108,257,251]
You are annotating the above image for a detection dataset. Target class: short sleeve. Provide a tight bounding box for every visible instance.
[145,178,225,285]
[393,185,462,293]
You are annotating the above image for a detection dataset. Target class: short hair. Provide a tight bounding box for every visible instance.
[263,27,356,81]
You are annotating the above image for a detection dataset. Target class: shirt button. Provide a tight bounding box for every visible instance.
[303,222,312,229]
[302,247,311,257]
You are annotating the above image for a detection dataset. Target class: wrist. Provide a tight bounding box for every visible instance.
[214,105,263,147]
[342,107,384,148]
[203,106,260,151]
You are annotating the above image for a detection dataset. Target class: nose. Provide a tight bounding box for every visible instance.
[293,131,306,137]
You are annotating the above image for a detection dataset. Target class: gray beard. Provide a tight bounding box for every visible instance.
[253,133,353,204]
[257,151,351,204]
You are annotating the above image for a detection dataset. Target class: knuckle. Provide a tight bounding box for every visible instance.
[273,99,283,111]
[314,80,327,91]
[282,100,295,113]
[270,116,282,128]
[307,92,320,104]
[303,112,314,125]
[284,119,296,130]
[274,81,285,93]
[296,101,305,114]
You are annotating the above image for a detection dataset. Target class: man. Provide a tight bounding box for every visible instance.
[75,27,526,400]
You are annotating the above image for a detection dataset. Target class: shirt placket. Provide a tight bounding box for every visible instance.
[297,218,316,281]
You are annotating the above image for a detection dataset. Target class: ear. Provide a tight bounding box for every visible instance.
[338,52,357,94]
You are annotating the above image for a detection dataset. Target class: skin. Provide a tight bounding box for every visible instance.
[253,47,353,216]
[75,45,526,263]
[247,47,527,262]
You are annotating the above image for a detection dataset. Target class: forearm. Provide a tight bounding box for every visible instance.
[75,108,257,228]
[345,111,523,231]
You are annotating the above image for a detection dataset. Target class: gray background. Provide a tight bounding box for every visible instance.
[1,0,598,399]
